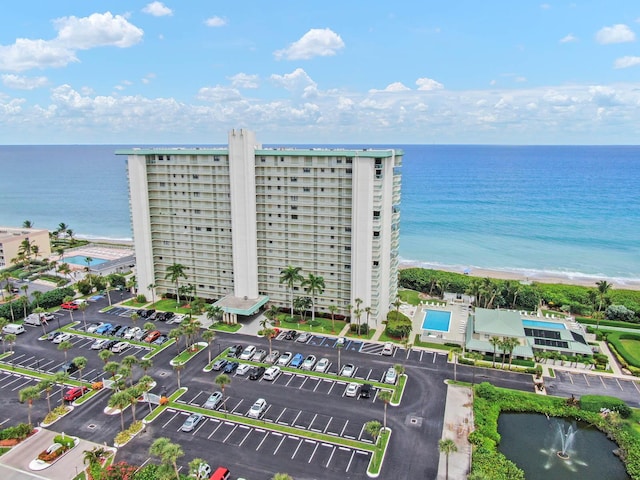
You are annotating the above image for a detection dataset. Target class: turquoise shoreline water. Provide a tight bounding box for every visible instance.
[0,144,638,282]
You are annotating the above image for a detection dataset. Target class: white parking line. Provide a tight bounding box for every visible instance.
[326,445,336,467]
[11,354,26,363]
[327,382,336,395]
[340,420,348,437]
[308,441,320,463]
[276,408,287,424]
[256,430,270,450]
[291,410,302,426]
[207,420,223,439]
[286,375,295,387]
[599,376,607,389]
[298,376,308,389]
[18,355,35,366]
[616,379,624,391]
[291,438,304,459]
[189,391,206,405]
[230,399,244,413]
[345,449,356,472]
[237,426,252,447]
[313,380,322,392]
[632,381,640,394]
[273,434,286,455]
[3,376,24,388]
[323,417,333,433]
[308,413,318,429]
[222,424,238,443]
[568,374,574,384]
[162,411,180,428]
[357,423,366,440]
[12,378,35,391]
[192,419,207,436]
[583,374,591,386]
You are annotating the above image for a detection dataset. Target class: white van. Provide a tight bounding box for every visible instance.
[24,314,43,326]
[2,324,25,335]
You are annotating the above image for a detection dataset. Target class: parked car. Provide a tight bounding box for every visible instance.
[263,366,281,381]
[91,338,110,350]
[290,353,304,368]
[239,345,256,360]
[210,467,230,480]
[341,364,356,377]
[336,337,346,346]
[56,361,78,375]
[296,332,310,343]
[212,359,228,371]
[95,323,113,335]
[360,383,373,399]
[248,366,265,380]
[345,382,360,397]
[227,344,243,358]
[111,341,129,353]
[52,332,72,344]
[45,331,62,341]
[102,340,118,351]
[111,325,126,337]
[253,349,267,362]
[134,329,149,341]
[153,334,168,345]
[103,324,118,336]
[236,364,251,376]
[2,324,25,335]
[284,330,298,340]
[277,351,293,366]
[63,386,88,401]
[42,313,55,322]
[384,367,398,384]
[143,330,161,343]
[203,392,223,410]
[314,357,329,373]
[123,326,142,340]
[223,361,239,374]
[60,302,78,310]
[301,354,317,370]
[265,350,281,364]
[381,342,394,356]
[86,322,104,333]
[181,413,203,432]
[247,398,267,419]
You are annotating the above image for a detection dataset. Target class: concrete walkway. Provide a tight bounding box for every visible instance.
[437,384,473,480]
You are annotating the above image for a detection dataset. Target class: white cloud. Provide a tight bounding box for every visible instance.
[142,2,173,17]
[614,56,640,69]
[229,73,259,89]
[196,86,242,102]
[270,68,318,98]
[141,73,156,84]
[274,28,344,60]
[595,24,635,44]
[0,39,77,71]
[416,77,444,90]
[560,34,577,43]
[1,74,48,90]
[205,16,227,27]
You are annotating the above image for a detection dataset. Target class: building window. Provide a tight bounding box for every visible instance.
[280,157,285,162]
[346,168,352,174]
[344,264,351,270]
[373,261,379,267]
[303,187,310,192]
[159,182,165,187]
[158,155,164,161]
[194,209,201,214]
[261,157,266,163]
[192,174,199,179]
[291,196,298,201]
[193,192,200,197]
[214,157,220,162]
[291,206,298,210]
[291,177,298,182]
[373,231,380,237]
[303,168,311,173]
[195,227,202,231]
[345,227,351,232]
[337,159,342,164]
[345,246,351,251]
[291,215,298,219]
[373,211,380,218]
[347,158,353,164]
[206,227,212,232]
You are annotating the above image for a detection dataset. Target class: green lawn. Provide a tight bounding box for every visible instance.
[149,299,192,314]
[345,328,375,340]
[171,343,206,365]
[278,316,346,335]
[620,338,640,362]
[377,330,410,345]
[209,323,243,333]
[398,288,422,305]
[121,299,148,308]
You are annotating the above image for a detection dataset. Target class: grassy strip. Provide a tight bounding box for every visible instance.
[173,401,374,452]
[209,323,243,333]
[143,387,188,423]
[390,375,407,405]
[397,288,423,306]
[367,428,391,476]
[0,361,90,388]
[548,367,555,378]
[149,299,192,314]
[140,338,175,360]
[413,335,455,351]
[577,316,640,330]
[170,343,206,365]
[345,329,376,340]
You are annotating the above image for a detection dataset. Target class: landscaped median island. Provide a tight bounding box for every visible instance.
[170,341,207,366]
[29,433,79,471]
[470,382,640,480]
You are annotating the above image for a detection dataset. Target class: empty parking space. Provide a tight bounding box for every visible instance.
[286,374,307,389]
[314,379,334,395]
[300,376,322,392]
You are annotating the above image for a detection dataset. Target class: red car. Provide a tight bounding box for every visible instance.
[61,302,79,310]
[269,328,280,338]
[63,386,89,401]
[143,330,161,343]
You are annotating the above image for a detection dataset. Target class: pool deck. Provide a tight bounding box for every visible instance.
[412,301,470,345]
[52,245,134,272]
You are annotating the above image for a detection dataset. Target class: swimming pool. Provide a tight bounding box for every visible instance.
[522,319,566,330]
[64,255,108,267]
[422,310,451,332]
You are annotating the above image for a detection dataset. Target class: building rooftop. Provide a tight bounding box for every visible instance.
[0,227,49,242]
[115,147,402,158]
[213,294,270,316]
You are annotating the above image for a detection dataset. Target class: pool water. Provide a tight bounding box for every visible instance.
[64,255,108,266]
[522,319,566,330]
[422,310,451,332]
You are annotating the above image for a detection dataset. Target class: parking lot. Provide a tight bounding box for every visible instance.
[547,370,640,407]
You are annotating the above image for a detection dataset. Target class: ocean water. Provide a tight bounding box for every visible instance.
[0,144,638,281]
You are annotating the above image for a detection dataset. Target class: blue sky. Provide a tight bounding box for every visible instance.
[1,1,639,144]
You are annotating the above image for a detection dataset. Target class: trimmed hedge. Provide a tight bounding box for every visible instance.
[0,423,32,441]
[607,332,640,369]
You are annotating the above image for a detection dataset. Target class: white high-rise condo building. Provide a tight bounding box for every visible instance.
[118,129,401,324]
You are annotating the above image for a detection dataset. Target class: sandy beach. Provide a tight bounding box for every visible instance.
[399,261,640,291]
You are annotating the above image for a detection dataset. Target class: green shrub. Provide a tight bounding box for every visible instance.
[135,294,147,303]
[580,395,627,413]
[53,434,75,449]
[0,423,32,441]
[607,332,640,369]
[349,323,369,334]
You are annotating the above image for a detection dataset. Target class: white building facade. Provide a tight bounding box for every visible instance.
[118,129,401,323]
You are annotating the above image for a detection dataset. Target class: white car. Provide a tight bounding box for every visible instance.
[341,363,356,377]
[91,338,109,350]
[301,354,317,371]
[336,337,346,347]
[52,332,72,344]
[314,357,329,373]
[296,332,310,343]
[236,364,252,376]
[239,345,256,360]
[381,342,394,356]
[87,322,105,333]
[277,351,293,366]
[111,341,129,353]
[247,398,267,419]
[263,366,281,381]
[345,382,359,397]
[123,327,142,340]
[384,367,398,384]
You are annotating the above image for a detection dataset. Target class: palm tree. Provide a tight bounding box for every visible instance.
[377,390,392,431]
[202,329,216,364]
[78,301,89,331]
[5,333,17,354]
[336,341,344,375]
[122,355,138,385]
[147,283,157,306]
[190,458,210,480]
[143,321,155,334]
[99,349,114,364]
[73,356,88,383]
[22,220,33,228]
[138,374,155,414]
[58,263,71,281]
[364,306,373,328]
[596,280,612,312]
[83,447,108,473]
[215,374,231,413]
[125,386,142,423]
[353,306,363,336]
[58,340,73,362]
[301,273,325,324]
[174,364,184,389]
[206,304,224,324]
[37,379,54,414]
[54,372,68,404]
[150,437,184,480]
[57,223,68,239]
[19,385,41,426]
[364,420,382,445]
[138,358,153,375]
[264,304,280,327]
[169,328,184,353]
[104,361,120,380]
[0,271,10,301]
[503,337,519,370]
[439,438,458,480]
[489,336,501,368]
[264,327,275,356]
[328,304,339,333]
[108,390,131,431]
[393,296,402,318]
[62,295,75,323]
[130,312,140,328]
[33,307,47,335]
[279,265,304,319]
[165,263,188,306]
